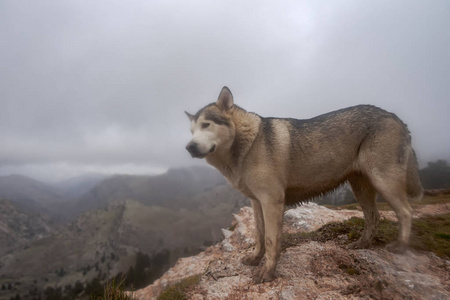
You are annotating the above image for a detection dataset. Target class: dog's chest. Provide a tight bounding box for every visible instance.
[225,175,255,199]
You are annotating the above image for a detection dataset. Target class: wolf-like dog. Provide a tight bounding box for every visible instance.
[185,87,423,283]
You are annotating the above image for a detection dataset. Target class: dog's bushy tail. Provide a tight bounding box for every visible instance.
[406,148,423,201]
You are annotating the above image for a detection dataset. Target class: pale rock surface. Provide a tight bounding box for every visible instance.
[132,203,450,300]
[283,203,361,233]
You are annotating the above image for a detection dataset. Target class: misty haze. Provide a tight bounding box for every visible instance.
[1,1,449,299]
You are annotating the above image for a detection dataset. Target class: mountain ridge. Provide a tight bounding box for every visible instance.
[0,198,54,256]
[0,174,66,216]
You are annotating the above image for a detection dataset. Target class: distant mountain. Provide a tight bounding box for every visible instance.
[72,166,227,215]
[0,174,66,215]
[0,167,232,224]
[118,184,248,253]
[0,183,248,298]
[0,198,53,256]
[0,203,127,300]
[53,173,111,199]
[0,166,250,299]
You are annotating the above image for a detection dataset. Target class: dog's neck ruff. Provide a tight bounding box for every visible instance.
[207,107,260,185]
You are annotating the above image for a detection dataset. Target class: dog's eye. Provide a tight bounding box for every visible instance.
[201,123,210,129]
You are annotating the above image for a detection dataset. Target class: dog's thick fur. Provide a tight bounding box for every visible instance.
[185,87,423,283]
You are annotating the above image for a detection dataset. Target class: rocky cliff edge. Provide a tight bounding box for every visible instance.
[131,203,450,300]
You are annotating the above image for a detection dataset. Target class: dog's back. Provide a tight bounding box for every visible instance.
[243,105,422,205]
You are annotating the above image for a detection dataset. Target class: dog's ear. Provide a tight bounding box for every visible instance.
[185,111,194,121]
[216,86,234,111]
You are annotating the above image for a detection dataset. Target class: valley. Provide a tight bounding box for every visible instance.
[0,167,248,300]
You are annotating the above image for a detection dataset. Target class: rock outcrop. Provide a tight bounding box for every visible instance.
[132,203,450,300]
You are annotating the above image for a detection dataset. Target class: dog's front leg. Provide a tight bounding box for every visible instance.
[254,191,285,283]
[242,198,265,266]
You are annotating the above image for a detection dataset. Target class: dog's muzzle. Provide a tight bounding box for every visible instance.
[185,142,215,158]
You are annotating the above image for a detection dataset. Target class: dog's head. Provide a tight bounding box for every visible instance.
[185,87,236,159]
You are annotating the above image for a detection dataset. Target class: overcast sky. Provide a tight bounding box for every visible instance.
[1,0,449,182]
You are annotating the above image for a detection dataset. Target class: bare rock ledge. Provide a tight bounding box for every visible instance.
[131,203,450,300]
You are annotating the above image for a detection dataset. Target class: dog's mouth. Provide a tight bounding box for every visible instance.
[187,143,216,159]
[197,145,216,158]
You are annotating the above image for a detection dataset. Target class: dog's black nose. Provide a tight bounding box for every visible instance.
[185,142,198,155]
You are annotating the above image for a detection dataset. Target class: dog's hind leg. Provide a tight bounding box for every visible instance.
[242,198,265,266]
[369,172,412,253]
[348,174,379,249]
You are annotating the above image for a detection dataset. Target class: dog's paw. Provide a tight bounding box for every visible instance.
[241,253,262,266]
[253,267,276,284]
[386,241,408,254]
[348,238,371,249]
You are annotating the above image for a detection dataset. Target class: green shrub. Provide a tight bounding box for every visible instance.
[91,277,131,300]
[157,274,201,300]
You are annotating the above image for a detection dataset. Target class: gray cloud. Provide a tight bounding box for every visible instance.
[1,0,449,181]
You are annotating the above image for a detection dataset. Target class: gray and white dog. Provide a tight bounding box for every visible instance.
[185,87,423,283]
